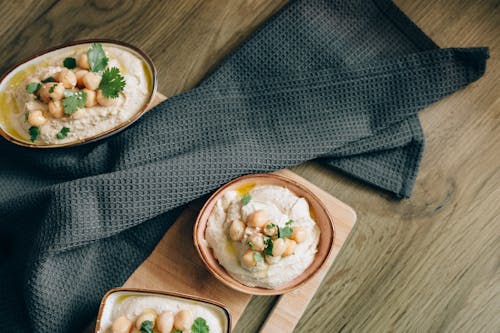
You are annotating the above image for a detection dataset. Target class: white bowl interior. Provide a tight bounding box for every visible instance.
[96,290,230,333]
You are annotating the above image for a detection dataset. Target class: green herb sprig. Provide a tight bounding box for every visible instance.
[26,82,41,94]
[192,317,210,333]
[87,43,108,72]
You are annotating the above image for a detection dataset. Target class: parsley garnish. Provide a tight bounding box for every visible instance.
[192,317,210,333]
[26,82,41,94]
[88,43,108,72]
[29,126,39,142]
[265,223,276,229]
[48,85,55,93]
[56,127,70,139]
[98,67,126,98]
[278,226,293,239]
[140,320,154,333]
[62,90,87,115]
[253,252,264,263]
[173,330,182,333]
[247,241,254,249]
[286,219,293,226]
[41,77,56,83]
[264,238,274,256]
[241,193,251,205]
[63,57,77,69]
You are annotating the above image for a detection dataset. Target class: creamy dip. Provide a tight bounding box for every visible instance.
[99,293,227,333]
[1,43,151,145]
[206,185,320,289]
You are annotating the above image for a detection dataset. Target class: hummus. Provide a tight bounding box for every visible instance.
[1,43,151,145]
[99,293,228,333]
[206,184,320,289]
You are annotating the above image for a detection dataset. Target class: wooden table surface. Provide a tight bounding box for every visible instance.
[1,1,498,332]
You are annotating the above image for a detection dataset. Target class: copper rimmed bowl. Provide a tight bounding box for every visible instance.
[95,288,232,333]
[0,39,157,148]
[194,173,335,295]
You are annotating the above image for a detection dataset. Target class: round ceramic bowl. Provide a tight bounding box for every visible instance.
[194,173,335,295]
[0,39,157,148]
[95,288,232,333]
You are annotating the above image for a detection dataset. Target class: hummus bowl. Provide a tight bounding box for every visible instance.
[95,288,231,333]
[0,39,156,148]
[194,174,335,295]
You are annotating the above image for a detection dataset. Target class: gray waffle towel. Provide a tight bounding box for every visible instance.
[0,0,488,331]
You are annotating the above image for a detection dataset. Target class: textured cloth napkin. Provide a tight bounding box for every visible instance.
[0,0,488,332]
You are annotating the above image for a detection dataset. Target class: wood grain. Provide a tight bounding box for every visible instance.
[1,0,498,332]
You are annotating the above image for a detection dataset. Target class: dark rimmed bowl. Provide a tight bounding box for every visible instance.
[0,39,157,148]
[95,288,232,333]
[194,173,335,296]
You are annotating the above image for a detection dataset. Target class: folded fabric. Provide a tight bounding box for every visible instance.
[0,0,488,332]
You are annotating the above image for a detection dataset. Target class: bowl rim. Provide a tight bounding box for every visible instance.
[193,173,335,296]
[94,287,232,333]
[0,38,158,149]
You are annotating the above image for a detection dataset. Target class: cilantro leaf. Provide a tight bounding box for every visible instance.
[173,330,182,333]
[192,317,210,333]
[241,193,251,205]
[62,90,87,115]
[140,320,154,333]
[264,238,274,256]
[247,241,254,249]
[253,252,264,263]
[285,219,293,226]
[278,226,293,239]
[98,67,125,98]
[26,82,41,94]
[87,43,108,72]
[63,57,77,69]
[29,126,39,142]
[41,77,56,83]
[56,127,70,139]
[49,85,55,93]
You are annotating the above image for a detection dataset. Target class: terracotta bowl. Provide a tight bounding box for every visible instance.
[95,288,232,333]
[0,39,157,148]
[194,173,335,295]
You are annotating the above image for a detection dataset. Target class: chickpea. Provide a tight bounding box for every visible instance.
[48,100,64,119]
[241,250,257,268]
[271,238,286,257]
[111,315,133,333]
[39,82,64,102]
[282,239,297,257]
[157,311,174,333]
[83,88,97,107]
[77,53,90,69]
[74,69,88,88]
[265,255,281,265]
[28,110,47,127]
[96,89,116,106]
[291,226,308,243]
[174,309,194,331]
[263,223,278,237]
[229,219,245,241]
[247,210,268,228]
[55,69,77,88]
[248,232,265,251]
[135,309,157,329]
[83,72,101,90]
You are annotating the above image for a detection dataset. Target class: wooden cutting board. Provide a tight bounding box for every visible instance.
[120,95,358,332]
[124,94,357,331]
